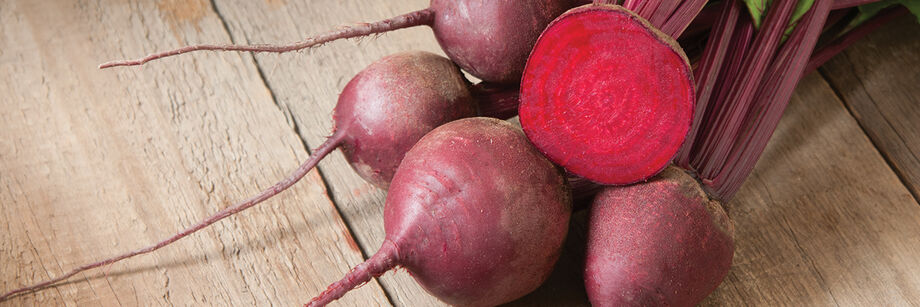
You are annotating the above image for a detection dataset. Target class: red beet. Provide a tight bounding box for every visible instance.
[334,50,477,187]
[585,166,734,306]
[307,117,572,306]
[100,0,579,84]
[519,4,695,184]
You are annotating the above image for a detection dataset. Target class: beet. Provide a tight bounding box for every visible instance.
[334,50,477,187]
[429,0,579,83]
[519,4,695,184]
[307,117,572,306]
[100,0,579,84]
[585,166,734,306]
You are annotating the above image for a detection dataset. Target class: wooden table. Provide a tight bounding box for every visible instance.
[2,1,919,306]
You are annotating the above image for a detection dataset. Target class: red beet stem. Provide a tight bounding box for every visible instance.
[694,0,797,179]
[690,20,755,173]
[622,0,642,11]
[305,241,399,307]
[832,0,884,9]
[677,0,741,169]
[0,131,345,302]
[711,0,833,199]
[649,0,682,28]
[98,9,435,69]
[660,0,709,37]
[804,6,906,74]
[637,0,663,21]
[684,2,725,34]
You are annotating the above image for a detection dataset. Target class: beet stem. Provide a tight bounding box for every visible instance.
[649,0,682,27]
[305,241,399,307]
[684,2,724,33]
[0,131,346,302]
[804,6,906,74]
[677,0,740,169]
[470,82,520,120]
[636,0,662,19]
[98,9,435,69]
[712,0,833,199]
[623,0,641,11]
[832,0,883,9]
[689,21,754,171]
[695,0,797,179]
[660,0,709,37]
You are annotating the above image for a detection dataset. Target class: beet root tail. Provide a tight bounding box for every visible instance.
[306,241,399,307]
[0,132,345,302]
[98,8,434,69]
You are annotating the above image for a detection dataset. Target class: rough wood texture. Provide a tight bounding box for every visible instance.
[703,74,920,306]
[820,16,920,201]
[0,0,386,305]
[2,0,920,306]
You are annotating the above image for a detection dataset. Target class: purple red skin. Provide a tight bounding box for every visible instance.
[308,117,572,306]
[386,118,572,305]
[334,51,477,188]
[585,166,734,306]
[431,0,580,84]
[519,4,695,185]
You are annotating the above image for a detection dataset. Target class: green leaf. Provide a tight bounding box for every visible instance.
[744,0,769,27]
[743,0,815,36]
[853,0,920,25]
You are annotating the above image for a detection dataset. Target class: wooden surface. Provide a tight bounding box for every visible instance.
[1,1,918,306]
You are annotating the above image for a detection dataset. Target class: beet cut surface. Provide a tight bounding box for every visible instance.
[519,4,695,184]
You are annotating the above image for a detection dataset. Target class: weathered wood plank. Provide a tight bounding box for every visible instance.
[0,0,387,305]
[703,73,920,306]
[820,16,920,201]
[206,1,448,305]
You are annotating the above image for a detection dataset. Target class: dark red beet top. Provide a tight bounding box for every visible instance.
[519,4,695,185]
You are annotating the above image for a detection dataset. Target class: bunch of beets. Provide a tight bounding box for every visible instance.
[3,0,911,305]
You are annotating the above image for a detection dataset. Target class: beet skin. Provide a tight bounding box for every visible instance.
[585,166,734,306]
[335,50,477,187]
[308,117,572,306]
[431,0,579,84]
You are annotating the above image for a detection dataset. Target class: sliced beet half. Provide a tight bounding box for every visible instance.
[519,4,695,185]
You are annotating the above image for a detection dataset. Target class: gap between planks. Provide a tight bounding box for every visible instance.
[203,0,397,305]
[817,69,920,205]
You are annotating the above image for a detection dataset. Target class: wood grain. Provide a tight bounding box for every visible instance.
[820,16,920,201]
[0,0,387,305]
[703,74,920,306]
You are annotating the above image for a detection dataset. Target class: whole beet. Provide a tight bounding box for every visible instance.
[430,0,579,83]
[334,50,476,187]
[585,166,734,306]
[308,117,572,306]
